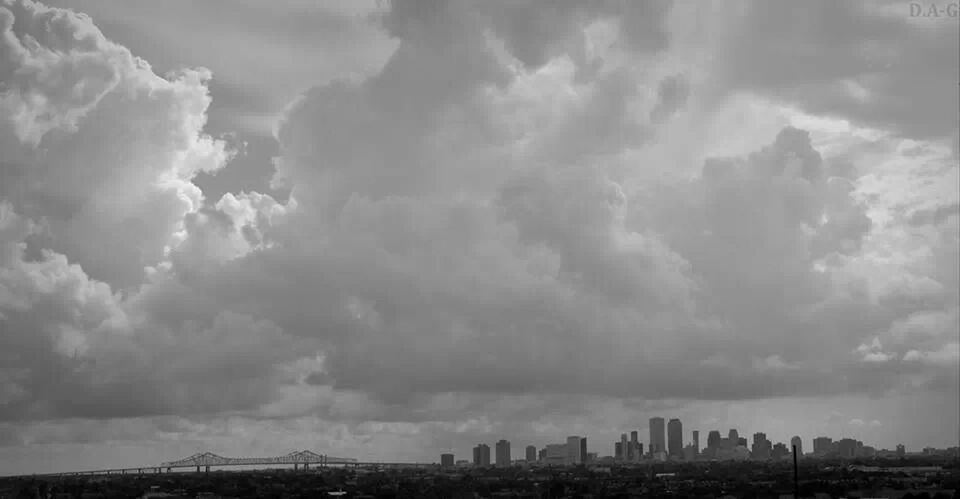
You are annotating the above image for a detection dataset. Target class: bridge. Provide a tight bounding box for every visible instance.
[11,451,437,478]
[161,450,357,472]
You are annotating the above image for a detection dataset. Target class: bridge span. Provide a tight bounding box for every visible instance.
[13,451,437,478]
[161,450,356,472]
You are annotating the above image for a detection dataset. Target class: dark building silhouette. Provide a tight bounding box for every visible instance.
[440,453,454,467]
[495,439,511,466]
[837,438,857,458]
[615,441,623,460]
[707,430,722,450]
[525,445,536,462]
[791,436,803,456]
[580,437,588,463]
[692,430,700,456]
[649,417,666,454]
[567,436,583,464]
[751,432,771,459]
[473,444,490,466]
[813,437,833,457]
[668,419,683,458]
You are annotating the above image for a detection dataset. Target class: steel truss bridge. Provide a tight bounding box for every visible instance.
[14,451,437,478]
[161,450,356,472]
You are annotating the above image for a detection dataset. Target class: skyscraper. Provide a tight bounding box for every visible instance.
[630,431,639,461]
[620,433,628,461]
[473,444,490,466]
[707,430,721,449]
[667,419,683,458]
[790,436,803,456]
[728,429,739,444]
[567,436,582,465]
[526,445,537,462]
[495,439,511,466]
[692,430,700,456]
[751,432,771,460]
[580,437,588,463]
[615,441,623,460]
[813,437,833,457]
[649,417,665,455]
[441,453,454,467]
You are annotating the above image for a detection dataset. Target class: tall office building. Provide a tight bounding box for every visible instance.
[649,417,666,455]
[620,433,628,461]
[630,431,639,461]
[790,436,803,456]
[495,440,511,467]
[615,441,623,460]
[752,433,771,460]
[728,429,739,445]
[580,437,588,463]
[638,442,643,458]
[526,445,537,462]
[813,437,833,457]
[667,419,683,458]
[707,430,721,449]
[692,430,700,456]
[441,454,454,467]
[473,444,491,466]
[567,436,582,465]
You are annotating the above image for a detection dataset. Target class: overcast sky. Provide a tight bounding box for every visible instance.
[0,0,958,475]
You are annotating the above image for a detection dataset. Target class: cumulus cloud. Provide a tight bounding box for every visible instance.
[1,0,233,289]
[715,1,959,142]
[0,0,957,466]
[0,0,303,422]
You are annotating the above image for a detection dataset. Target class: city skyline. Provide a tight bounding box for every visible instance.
[0,0,958,476]
[439,414,942,466]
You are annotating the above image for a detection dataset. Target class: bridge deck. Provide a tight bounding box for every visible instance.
[9,461,438,479]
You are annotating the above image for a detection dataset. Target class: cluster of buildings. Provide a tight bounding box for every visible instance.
[450,436,592,468]
[441,417,911,467]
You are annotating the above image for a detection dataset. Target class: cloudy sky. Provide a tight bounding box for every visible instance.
[0,0,958,474]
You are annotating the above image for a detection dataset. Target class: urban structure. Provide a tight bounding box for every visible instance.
[668,418,683,458]
[448,416,937,470]
[649,417,666,456]
[495,440,511,467]
[472,444,490,467]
